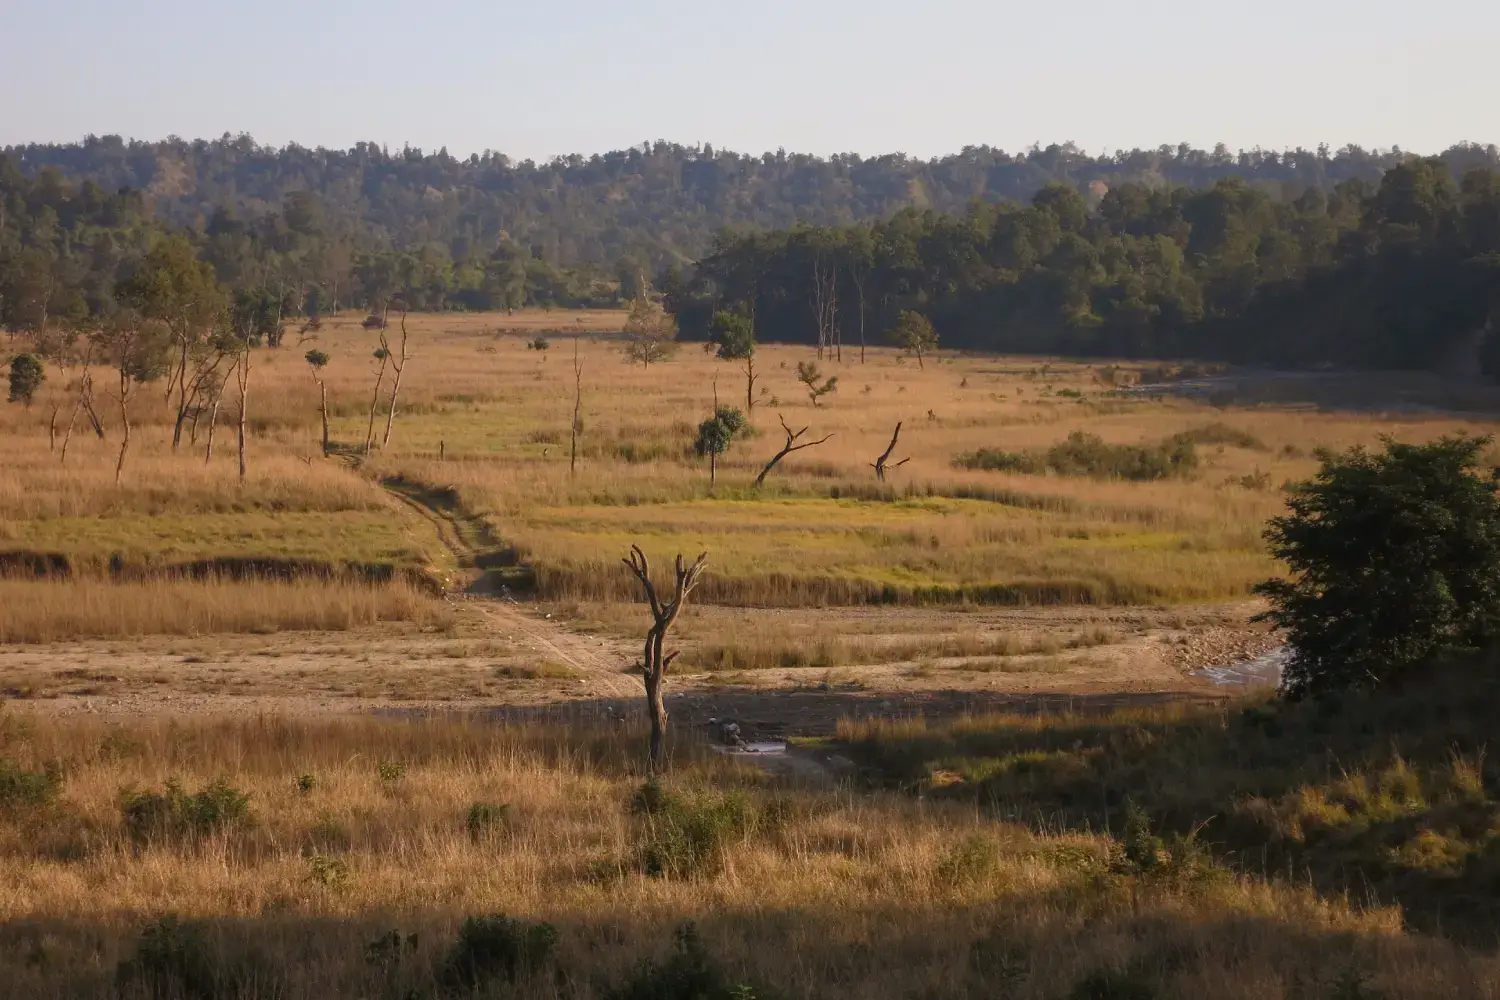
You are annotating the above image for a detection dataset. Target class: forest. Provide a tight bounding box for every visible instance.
[3,138,1499,369]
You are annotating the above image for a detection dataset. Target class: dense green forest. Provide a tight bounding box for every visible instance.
[669,160,1500,370]
[3,136,1499,370]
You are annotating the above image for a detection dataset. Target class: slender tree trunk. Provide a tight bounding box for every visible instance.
[170,339,190,450]
[236,353,250,482]
[83,389,105,439]
[382,364,404,447]
[115,390,131,485]
[745,355,756,412]
[48,404,59,451]
[318,381,329,457]
[204,379,227,464]
[570,340,583,476]
[709,452,717,486]
[59,385,84,464]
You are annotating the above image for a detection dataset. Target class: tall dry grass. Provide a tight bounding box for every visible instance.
[0,577,449,643]
[0,714,1493,999]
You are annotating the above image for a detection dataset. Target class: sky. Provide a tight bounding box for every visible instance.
[1,0,1495,161]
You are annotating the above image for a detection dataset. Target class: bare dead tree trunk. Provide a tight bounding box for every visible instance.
[83,382,105,439]
[570,338,583,476]
[381,306,411,449]
[169,335,191,450]
[871,422,911,482]
[622,546,709,774]
[318,379,330,457]
[235,348,251,482]
[744,354,757,412]
[753,414,834,487]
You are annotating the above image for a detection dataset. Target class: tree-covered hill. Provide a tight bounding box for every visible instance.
[8,134,1498,270]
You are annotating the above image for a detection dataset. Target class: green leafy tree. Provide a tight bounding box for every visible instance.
[890,310,939,369]
[795,361,838,407]
[1256,435,1500,698]
[709,311,758,411]
[7,353,45,405]
[693,405,746,485]
[622,296,679,367]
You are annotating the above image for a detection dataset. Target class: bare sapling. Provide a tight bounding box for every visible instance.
[381,303,412,448]
[753,413,833,487]
[305,349,331,456]
[622,546,709,773]
[871,422,910,482]
[234,340,251,481]
[570,337,584,476]
[363,301,392,455]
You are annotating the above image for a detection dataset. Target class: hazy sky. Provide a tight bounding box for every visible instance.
[2,0,1494,160]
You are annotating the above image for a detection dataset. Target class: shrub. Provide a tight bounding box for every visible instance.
[1174,422,1265,450]
[1069,968,1159,1000]
[0,757,62,809]
[8,353,45,405]
[120,778,251,843]
[377,759,407,784]
[606,923,772,1000]
[305,853,351,890]
[957,431,1198,481]
[935,834,1002,885]
[364,930,419,971]
[438,914,557,992]
[294,773,316,794]
[1256,436,1500,698]
[115,916,278,1000]
[632,782,757,879]
[466,802,510,840]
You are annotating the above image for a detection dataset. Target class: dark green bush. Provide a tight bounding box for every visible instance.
[1173,422,1265,450]
[438,914,557,992]
[632,783,757,879]
[956,431,1197,481]
[120,778,251,843]
[606,923,772,1000]
[115,916,278,1000]
[466,802,510,840]
[0,757,62,809]
[1069,968,1159,1000]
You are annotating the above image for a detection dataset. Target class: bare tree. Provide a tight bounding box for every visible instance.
[753,414,834,487]
[92,313,168,484]
[234,340,251,482]
[622,546,709,773]
[306,349,331,456]
[570,337,584,476]
[381,303,412,448]
[870,422,911,482]
[202,370,229,464]
[363,302,392,455]
[810,250,839,360]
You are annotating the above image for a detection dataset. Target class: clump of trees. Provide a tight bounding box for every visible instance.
[1258,436,1500,698]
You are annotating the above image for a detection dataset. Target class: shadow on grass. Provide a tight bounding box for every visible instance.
[832,664,1500,944]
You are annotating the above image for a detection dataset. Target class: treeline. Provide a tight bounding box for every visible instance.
[0,155,623,338]
[9,133,1500,272]
[665,159,1500,370]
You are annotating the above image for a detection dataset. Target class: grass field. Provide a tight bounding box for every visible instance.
[0,712,1494,1000]
[5,308,1500,637]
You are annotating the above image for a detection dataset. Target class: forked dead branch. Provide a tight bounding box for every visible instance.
[622,545,708,773]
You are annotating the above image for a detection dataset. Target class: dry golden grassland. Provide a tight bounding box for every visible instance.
[5,308,1500,641]
[0,712,1494,1000]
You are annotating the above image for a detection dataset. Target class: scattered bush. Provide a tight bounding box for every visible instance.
[0,757,62,809]
[115,916,278,1000]
[956,431,1198,481]
[438,914,557,992]
[294,773,317,794]
[7,353,45,405]
[364,930,419,971]
[1175,422,1265,450]
[466,802,511,840]
[377,760,407,784]
[306,853,351,890]
[631,781,757,879]
[120,778,251,843]
[527,335,551,351]
[935,834,1002,886]
[606,923,772,1000]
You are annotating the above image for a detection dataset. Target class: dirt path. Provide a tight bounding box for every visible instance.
[382,475,643,700]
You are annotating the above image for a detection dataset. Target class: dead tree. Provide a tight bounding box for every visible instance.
[234,341,251,482]
[871,422,911,482]
[753,414,833,487]
[570,337,584,476]
[362,301,392,455]
[380,304,411,448]
[622,546,709,773]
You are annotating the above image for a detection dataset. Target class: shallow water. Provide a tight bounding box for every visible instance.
[1193,646,1287,687]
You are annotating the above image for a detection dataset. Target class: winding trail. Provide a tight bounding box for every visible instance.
[380,476,643,700]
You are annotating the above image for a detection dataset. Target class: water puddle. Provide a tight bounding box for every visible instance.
[1193,646,1288,687]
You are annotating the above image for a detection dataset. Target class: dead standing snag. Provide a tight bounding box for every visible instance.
[622,546,708,774]
[753,414,833,487]
[871,421,910,482]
